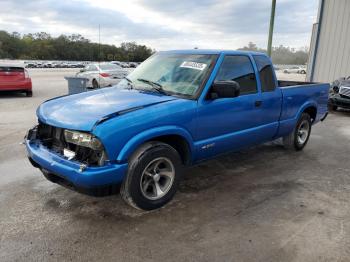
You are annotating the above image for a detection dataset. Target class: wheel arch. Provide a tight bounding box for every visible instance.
[303,106,317,122]
[296,101,318,123]
[117,126,194,165]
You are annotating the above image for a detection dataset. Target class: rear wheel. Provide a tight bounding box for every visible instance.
[283,113,312,151]
[26,91,33,97]
[121,141,183,210]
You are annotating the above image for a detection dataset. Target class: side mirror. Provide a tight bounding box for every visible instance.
[209,80,240,99]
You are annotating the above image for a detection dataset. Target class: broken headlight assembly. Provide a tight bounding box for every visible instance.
[64,130,107,166]
[64,130,103,150]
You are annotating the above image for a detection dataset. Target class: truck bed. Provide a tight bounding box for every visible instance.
[277,81,329,138]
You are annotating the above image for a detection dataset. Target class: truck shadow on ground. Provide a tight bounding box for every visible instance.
[40,141,303,222]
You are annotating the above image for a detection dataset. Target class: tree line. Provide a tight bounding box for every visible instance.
[0,31,154,62]
[238,42,309,65]
[0,31,309,64]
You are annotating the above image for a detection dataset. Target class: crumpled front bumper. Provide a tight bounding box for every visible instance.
[25,127,128,196]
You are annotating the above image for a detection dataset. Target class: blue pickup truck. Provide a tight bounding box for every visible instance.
[26,50,329,210]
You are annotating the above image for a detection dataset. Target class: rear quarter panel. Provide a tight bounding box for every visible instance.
[277,83,329,137]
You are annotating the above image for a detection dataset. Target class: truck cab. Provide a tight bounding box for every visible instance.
[26,50,329,210]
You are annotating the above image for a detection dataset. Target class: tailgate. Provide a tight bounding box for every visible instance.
[0,66,25,82]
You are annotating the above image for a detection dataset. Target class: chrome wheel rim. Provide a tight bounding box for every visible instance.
[297,120,310,144]
[140,157,175,200]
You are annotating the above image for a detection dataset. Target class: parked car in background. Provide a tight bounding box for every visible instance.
[76,62,128,88]
[283,66,307,74]
[329,76,350,110]
[120,62,130,68]
[43,62,53,68]
[25,62,36,68]
[110,61,123,67]
[128,62,138,68]
[26,50,329,210]
[0,64,32,96]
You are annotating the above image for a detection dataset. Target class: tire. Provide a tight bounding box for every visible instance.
[26,91,33,97]
[92,79,99,89]
[121,141,184,210]
[283,113,312,151]
[301,70,306,74]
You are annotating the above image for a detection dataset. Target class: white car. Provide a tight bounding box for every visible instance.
[283,66,307,74]
[76,63,128,88]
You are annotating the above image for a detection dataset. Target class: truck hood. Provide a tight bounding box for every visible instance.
[37,87,177,131]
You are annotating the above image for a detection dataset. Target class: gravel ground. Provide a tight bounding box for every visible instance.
[0,69,349,262]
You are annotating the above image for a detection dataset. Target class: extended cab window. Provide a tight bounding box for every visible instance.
[215,55,257,95]
[253,55,276,92]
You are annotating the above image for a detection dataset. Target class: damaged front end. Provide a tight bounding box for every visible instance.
[29,122,108,167]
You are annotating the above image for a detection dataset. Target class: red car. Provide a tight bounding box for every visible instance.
[0,65,32,97]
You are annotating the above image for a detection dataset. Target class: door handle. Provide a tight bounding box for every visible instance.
[255,100,262,107]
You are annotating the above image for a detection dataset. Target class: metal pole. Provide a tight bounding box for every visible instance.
[267,0,276,57]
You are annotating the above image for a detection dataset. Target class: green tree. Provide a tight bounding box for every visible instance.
[0,30,154,62]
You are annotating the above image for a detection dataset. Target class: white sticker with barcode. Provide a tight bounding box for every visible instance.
[180,61,207,71]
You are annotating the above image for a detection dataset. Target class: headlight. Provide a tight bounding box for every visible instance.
[64,130,103,150]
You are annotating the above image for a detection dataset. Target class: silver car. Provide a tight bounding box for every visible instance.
[76,63,128,88]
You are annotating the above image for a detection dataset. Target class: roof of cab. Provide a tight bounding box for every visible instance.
[159,49,267,56]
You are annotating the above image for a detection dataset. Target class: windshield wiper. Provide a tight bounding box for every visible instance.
[123,77,134,89]
[137,78,168,95]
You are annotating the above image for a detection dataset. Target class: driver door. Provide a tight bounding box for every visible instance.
[194,55,272,161]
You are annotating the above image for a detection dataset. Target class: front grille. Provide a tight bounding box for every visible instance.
[339,86,350,98]
[37,122,107,166]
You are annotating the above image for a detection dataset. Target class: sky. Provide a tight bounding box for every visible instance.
[0,0,319,50]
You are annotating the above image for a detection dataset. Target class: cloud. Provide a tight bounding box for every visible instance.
[0,0,318,50]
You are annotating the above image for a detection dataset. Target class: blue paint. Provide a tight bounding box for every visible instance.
[26,50,330,190]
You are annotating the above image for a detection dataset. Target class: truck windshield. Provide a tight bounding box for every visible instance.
[118,53,217,97]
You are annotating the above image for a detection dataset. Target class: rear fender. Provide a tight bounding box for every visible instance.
[116,126,194,163]
[277,100,318,138]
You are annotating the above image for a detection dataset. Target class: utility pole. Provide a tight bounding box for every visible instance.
[98,24,101,62]
[267,0,276,57]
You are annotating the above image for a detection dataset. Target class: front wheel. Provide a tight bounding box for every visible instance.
[283,113,312,151]
[121,142,183,210]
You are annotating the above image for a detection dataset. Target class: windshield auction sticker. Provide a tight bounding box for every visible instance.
[180,61,207,71]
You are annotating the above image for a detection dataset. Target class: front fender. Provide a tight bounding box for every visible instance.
[116,125,194,163]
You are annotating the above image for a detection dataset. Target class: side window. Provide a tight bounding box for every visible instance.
[85,65,97,71]
[90,65,98,71]
[253,55,276,92]
[215,55,257,95]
